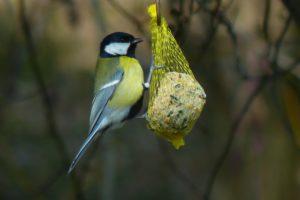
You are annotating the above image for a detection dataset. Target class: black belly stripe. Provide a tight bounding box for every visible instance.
[126,93,144,120]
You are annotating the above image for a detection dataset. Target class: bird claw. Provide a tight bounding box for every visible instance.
[153,65,163,70]
[137,112,148,119]
[144,65,163,90]
[143,82,150,89]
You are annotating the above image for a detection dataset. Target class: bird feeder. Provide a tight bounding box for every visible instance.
[146,4,206,149]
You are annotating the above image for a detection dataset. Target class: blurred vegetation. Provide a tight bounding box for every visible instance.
[0,0,299,199]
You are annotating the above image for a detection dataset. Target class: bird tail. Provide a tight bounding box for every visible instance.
[68,128,105,174]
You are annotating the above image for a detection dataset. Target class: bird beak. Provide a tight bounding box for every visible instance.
[132,38,143,44]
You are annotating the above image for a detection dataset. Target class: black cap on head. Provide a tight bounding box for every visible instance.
[100,32,142,58]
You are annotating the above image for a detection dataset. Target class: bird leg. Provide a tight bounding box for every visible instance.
[143,57,163,90]
[140,57,163,119]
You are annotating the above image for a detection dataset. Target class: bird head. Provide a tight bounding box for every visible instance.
[100,32,143,58]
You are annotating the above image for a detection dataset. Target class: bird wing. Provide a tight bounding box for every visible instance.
[68,69,123,173]
[89,68,124,132]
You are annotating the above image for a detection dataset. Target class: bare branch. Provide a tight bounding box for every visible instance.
[263,0,271,42]
[270,82,299,151]
[18,0,84,198]
[203,76,268,200]
[107,0,145,35]
[157,140,203,200]
[53,0,79,25]
[199,1,222,52]
[33,166,66,198]
[196,1,253,80]
[203,60,299,199]
[271,14,292,69]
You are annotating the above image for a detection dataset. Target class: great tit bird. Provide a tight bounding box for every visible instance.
[68,32,144,173]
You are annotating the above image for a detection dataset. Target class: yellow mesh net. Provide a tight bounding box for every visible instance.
[146,4,205,149]
[147,4,195,109]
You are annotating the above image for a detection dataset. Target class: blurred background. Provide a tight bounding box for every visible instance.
[0,0,299,199]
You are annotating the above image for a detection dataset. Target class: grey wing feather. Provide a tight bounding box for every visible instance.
[68,69,123,173]
[89,69,123,133]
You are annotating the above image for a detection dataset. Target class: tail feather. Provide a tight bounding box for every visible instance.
[68,129,103,174]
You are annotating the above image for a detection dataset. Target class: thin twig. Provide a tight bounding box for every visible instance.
[157,140,203,199]
[196,1,253,80]
[203,13,296,196]
[107,0,145,34]
[212,0,223,21]
[33,166,66,197]
[53,0,79,25]
[271,14,292,69]
[214,11,248,79]
[189,0,195,15]
[203,59,299,200]
[169,0,200,44]
[269,61,299,150]
[263,0,271,42]
[270,81,298,147]
[0,90,40,107]
[203,76,268,200]
[199,0,223,54]
[19,0,84,198]
[275,59,300,76]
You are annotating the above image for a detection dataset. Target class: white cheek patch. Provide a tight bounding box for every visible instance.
[104,42,130,55]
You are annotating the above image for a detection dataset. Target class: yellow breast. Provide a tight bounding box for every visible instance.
[108,56,144,108]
